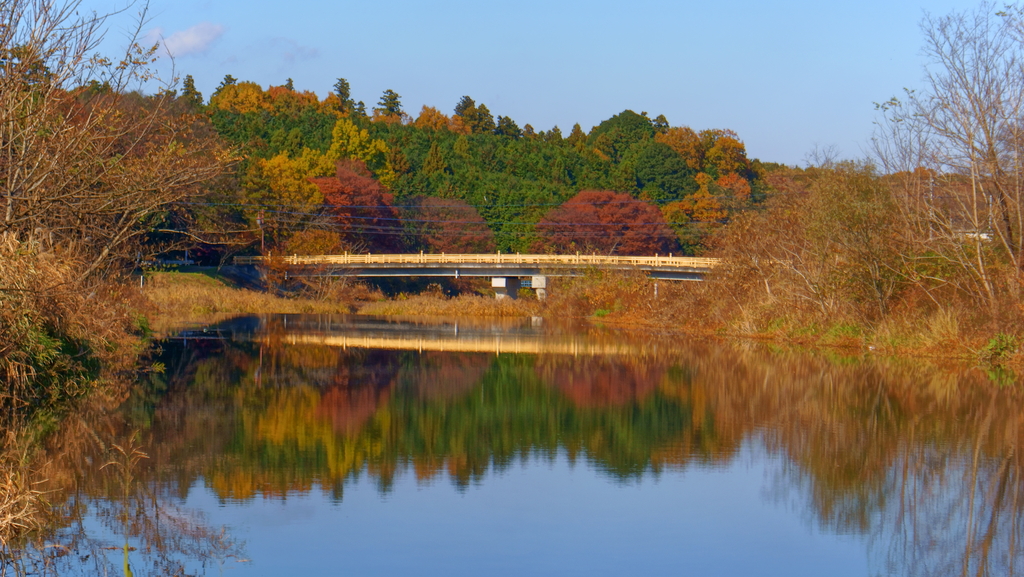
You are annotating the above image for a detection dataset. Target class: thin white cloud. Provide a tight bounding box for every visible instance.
[269,37,319,64]
[161,22,225,58]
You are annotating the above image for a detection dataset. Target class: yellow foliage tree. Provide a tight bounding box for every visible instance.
[327,118,396,186]
[208,81,269,113]
[266,85,320,116]
[656,127,751,179]
[703,130,749,177]
[256,148,335,209]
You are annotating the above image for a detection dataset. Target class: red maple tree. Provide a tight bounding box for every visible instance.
[310,160,404,253]
[534,190,678,255]
[404,196,495,253]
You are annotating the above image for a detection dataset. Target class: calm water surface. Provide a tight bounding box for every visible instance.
[9,314,1024,576]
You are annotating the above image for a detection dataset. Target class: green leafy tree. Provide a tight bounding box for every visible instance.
[474,104,496,133]
[376,89,403,117]
[629,140,696,201]
[454,95,476,117]
[494,115,522,138]
[453,96,496,134]
[334,78,351,102]
[653,114,669,134]
[333,77,355,112]
[421,142,447,175]
[567,123,586,148]
[181,74,203,109]
[453,135,471,158]
[588,110,654,162]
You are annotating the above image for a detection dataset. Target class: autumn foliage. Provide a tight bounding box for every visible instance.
[311,160,403,252]
[535,190,678,255]
[403,196,495,253]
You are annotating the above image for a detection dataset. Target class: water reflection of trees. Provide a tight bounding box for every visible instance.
[141,341,724,494]
[0,403,245,576]
[132,332,1024,576]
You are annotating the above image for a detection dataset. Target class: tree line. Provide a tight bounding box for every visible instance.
[180,75,775,259]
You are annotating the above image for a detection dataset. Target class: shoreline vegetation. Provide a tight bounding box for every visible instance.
[139,267,1002,365]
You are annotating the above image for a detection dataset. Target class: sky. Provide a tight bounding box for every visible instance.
[79,0,983,166]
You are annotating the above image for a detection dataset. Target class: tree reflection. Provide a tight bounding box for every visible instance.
[90,319,1024,575]
[0,410,245,576]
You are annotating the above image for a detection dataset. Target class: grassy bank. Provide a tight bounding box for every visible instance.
[532,269,1013,364]
[141,270,542,329]
[136,266,1017,365]
[140,270,362,333]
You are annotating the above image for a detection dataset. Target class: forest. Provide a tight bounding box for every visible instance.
[174,75,774,259]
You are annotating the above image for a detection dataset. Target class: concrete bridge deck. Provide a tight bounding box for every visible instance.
[233,253,719,281]
[233,253,719,299]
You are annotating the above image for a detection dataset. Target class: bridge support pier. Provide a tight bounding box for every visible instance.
[492,277,521,300]
[532,275,547,301]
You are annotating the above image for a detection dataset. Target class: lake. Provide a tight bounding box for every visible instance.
[8,314,1022,576]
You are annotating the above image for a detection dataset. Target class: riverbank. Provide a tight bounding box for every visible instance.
[140,269,542,331]
[136,269,1010,365]
[0,239,148,545]
[141,269,359,333]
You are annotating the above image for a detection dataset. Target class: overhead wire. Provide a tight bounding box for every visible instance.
[173,202,721,227]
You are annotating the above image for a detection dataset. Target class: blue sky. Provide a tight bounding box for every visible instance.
[83,0,980,165]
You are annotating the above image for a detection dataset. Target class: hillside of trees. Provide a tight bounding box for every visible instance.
[177,76,778,259]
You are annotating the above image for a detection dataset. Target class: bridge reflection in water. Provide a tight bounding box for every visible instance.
[283,333,647,356]
[209,314,668,357]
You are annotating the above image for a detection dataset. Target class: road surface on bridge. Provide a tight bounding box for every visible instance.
[233,253,719,281]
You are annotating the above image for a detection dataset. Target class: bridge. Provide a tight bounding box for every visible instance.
[233,253,719,299]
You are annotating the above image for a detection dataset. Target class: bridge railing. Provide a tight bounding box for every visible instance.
[233,253,720,269]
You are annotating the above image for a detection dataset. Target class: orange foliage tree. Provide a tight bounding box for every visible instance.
[414,106,450,131]
[655,126,703,171]
[534,190,678,255]
[656,126,752,180]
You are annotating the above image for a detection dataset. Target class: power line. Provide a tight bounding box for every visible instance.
[174,202,712,227]
[173,196,699,210]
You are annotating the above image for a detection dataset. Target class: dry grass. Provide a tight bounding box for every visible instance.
[0,234,141,398]
[358,293,541,318]
[141,271,362,332]
[531,268,1009,360]
[143,266,1015,362]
